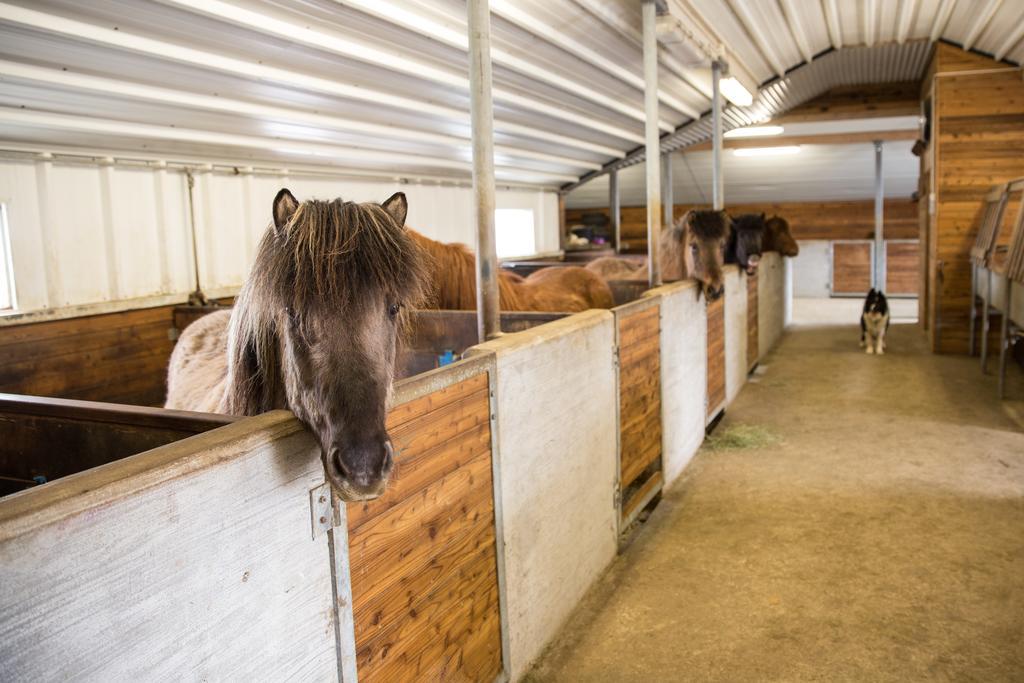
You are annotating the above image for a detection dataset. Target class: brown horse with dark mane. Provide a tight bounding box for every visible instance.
[166,190,428,501]
[764,215,799,256]
[409,230,614,311]
[586,209,729,299]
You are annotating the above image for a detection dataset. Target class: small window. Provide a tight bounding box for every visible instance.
[495,208,536,258]
[0,205,14,311]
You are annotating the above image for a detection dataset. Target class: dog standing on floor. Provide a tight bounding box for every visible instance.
[860,289,890,355]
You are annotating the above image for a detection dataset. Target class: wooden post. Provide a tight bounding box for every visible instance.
[662,152,674,229]
[642,0,662,287]
[468,0,500,342]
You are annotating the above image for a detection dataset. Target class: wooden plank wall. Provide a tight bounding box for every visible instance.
[926,43,1024,353]
[773,82,920,123]
[616,305,662,521]
[747,273,759,371]
[0,306,176,406]
[568,200,919,253]
[886,241,921,295]
[832,242,874,294]
[706,297,725,421]
[346,372,503,682]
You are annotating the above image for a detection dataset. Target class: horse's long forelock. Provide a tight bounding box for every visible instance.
[224,197,430,415]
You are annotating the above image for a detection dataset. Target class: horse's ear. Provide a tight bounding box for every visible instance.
[382,192,408,227]
[273,189,299,234]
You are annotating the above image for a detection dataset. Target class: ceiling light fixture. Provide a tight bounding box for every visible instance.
[733,146,801,157]
[719,77,754,107]
[724,125,784,139]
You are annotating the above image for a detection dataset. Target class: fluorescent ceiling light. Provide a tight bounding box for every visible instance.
[719,77,754,107]
[724,125,784,139]
[733,146,801,157]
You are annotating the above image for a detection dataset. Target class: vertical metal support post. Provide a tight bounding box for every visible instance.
[609,168,621,253]
[874,140,885,290]
[998,284,1010,398]
[642,0,662,287]
[468,0,500,342]
[662,152,674,229]
[711,61,724,211]
[969,263,977,356]
[981,271,990,372]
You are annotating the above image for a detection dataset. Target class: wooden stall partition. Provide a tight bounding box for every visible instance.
[723,267,748,407]
[613,295,663,530]
[650,280,706,487]
[0,394,234,497]
[706,295,726,424]
[0,304,178,406]
[747,271,759,371]
[886,240,920,296]
[470,310,617,680]
[832,241,874,296]
[0,411,345,681]
[345,354,506,683]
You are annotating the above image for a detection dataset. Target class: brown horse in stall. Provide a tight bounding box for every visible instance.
[166,190,429,501]
[409,230,614,311]
[764,215,799,256]
[586,209,730,299]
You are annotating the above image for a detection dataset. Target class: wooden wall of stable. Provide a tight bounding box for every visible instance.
[925,43,1024,353]
[0,306,176,406]
[568,199,919,252]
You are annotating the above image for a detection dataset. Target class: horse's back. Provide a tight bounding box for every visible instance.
[165,309,230,413]
[525,266,614,311]
[586,256,644,281]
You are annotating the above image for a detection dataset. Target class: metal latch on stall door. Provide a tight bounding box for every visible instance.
[310,483,339,540]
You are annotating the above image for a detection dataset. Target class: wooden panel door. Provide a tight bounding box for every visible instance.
[832,241,873,296]
[348,372,503,683]
[706,296,726,421]
[886,240,920,295]
[616,303,662,525]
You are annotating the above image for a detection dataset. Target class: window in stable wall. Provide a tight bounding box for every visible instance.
[495,208,536,258]
[0,205,15,310]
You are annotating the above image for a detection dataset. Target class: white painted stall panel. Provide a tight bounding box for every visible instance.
[0,412,340,682]
[791,240,832,298]
[471,310,618,681]
[0,160,48,311]
[47,164,111,306]
[653,281,707,486]
[759,252,786,355]
[724,267,748,406]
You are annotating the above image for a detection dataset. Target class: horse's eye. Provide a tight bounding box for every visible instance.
[690,244,698,253]
[388,303,401,318]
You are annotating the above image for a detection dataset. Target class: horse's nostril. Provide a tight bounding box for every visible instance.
[380,441,394,477]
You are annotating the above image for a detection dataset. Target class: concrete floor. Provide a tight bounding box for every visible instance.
[527,324,1024,682]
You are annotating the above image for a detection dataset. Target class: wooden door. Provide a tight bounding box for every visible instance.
[885,240,920,296]
[706,296,726,422]
[832,241,873,296]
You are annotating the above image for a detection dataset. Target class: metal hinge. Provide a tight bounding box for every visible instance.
[310,483,337,540]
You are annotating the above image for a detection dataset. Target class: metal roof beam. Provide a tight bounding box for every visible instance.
[993,21,1024,60]
[822,0,843,49]
[896,0,918,44]
[929,0,958,42]
[488,0,698,120]
[0,107,579,184]
[0,2,625,158]
[0,60,601,172]
[864,0,877,47]
[779,0,814,63]
[727,0,788,79]
[962,0,1003,52]
[164,0,651,141]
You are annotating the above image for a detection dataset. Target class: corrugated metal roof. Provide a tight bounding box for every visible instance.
[0,1,1021,190]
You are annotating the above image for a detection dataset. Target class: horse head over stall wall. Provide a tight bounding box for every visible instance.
[166,189,429,501]
[727,213,766,275]
[764,215,800,257]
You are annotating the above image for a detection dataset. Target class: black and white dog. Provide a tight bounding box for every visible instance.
[860,289,890,355]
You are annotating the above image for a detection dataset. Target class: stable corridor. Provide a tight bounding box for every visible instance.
[528,325,1024,682]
